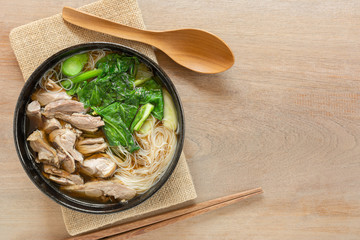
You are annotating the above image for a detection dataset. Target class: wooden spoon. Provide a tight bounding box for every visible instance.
[62,7,235,74]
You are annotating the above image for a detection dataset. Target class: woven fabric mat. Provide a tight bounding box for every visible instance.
[9,0,197,236]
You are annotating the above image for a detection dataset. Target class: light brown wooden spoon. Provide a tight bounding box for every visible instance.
[62,7,234,74]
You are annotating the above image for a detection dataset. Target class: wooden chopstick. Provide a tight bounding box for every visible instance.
[66,187,263,240]
[105,187,263,240]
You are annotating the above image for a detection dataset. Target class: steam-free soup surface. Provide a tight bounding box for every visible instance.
[26,49,178,203]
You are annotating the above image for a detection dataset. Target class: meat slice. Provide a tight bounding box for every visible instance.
[27,130,59,167]
[26,100,43,129]
[57,150,76,173]
[49,129,83,163]
[43,100,85,117]
[54,112,104,132]
[61,180,136,200]
[76,137,108,155]
[64,123,82,138]
[32,80,71,106]
[43,118,61,134]
[43,164,83,185]
[80,155,116,178]
[44,79,62,91]
[78,137,105,145]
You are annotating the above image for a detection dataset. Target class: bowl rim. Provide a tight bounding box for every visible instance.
[13,42,185,214]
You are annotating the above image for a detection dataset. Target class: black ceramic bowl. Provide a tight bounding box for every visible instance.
[13,42,184,214]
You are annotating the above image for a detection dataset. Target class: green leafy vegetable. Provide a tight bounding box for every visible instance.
[96,53,138,77]
[62,69,103,91]
[64,52,165,152]
[140,78,162,90]
[131,103,154,132]
[134,63,153,86]
[94,102,138,128]
[121,87,163,120]
[71,69,103,84]
[66,82,86,96]
[62,53,89,76]
[77,77,113,108]
[136,88,164,120]
[94,103,139,152]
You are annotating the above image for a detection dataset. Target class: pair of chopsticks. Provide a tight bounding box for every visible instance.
[65,187,263,240]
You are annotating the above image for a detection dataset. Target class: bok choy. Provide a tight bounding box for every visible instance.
[130,103,154,132]
[64,52,165,152]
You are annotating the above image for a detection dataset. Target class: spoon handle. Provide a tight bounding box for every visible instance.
[62,7,156,45]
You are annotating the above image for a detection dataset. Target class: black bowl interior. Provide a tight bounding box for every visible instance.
[13,42,184,214]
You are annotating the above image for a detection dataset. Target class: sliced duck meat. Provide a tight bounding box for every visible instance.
[44,79,62,91]
[57,150,76,173]
[64,123,82,138]
[54,112,104,132]
[43,100,85,117]
[43,164,83,185]
[80,154,116,178]
[49,129,83,163]
[26,100,43,129]
[76,137,108,155]
[43,118,61,134]
[27,130,59,167]
[61,180,136,200]
[32,81,71,106]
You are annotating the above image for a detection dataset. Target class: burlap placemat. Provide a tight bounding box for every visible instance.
[9,0,197,236]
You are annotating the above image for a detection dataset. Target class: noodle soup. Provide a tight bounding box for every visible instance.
[25,49,178,203]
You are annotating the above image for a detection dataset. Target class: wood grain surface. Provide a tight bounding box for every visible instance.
[1,0,360,239]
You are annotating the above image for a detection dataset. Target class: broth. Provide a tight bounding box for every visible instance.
[26,49,178,203]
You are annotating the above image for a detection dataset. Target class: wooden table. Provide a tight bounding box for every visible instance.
[1,0,360,239]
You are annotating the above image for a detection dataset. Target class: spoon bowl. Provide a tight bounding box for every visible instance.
[62,7,234,74]
[155,29,234,73]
